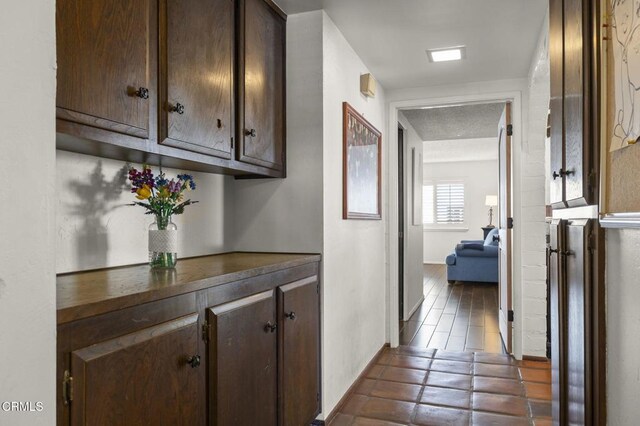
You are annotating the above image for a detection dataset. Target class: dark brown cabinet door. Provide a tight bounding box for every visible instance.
[549,219,566,424]
[69,314,204,426]
[238,0,286,171]
[549,0,565,207]
[564,219,592,425]
[56,0,154,139]
[160,0,234,159]
[278,277,320,426]
[563,0,593,207]
[208,290,278,426]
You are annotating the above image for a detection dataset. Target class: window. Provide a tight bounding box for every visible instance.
[423,181,465,225]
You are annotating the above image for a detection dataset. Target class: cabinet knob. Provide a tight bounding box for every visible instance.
[285,311,296,320]
[246,128,257,137]
[217,118,223,129]
[492,234,500,242]
[170,102,185,115]
[186,355,201,368]
[549,248,559,254]
[134,87,149,99]
[552,169,563,180]
[264,321,277,333]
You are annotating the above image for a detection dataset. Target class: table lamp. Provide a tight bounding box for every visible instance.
[485,195,498,227]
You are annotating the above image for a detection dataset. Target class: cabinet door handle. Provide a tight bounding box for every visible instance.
[170,102,185,115]
[285,311,296,320]
[134,87,149,99]
[217,118,223,129]
[549,248,559,254]
[245,128,257,137]
[186,355,201,368]
[264,321,277,333]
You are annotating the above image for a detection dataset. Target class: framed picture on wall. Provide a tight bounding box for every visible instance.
[343,102,382,220]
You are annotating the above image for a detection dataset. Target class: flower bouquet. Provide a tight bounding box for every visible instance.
[128,166,198,268]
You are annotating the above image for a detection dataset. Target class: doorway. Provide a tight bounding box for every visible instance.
[388,90,531,359]
[398,125,405,321]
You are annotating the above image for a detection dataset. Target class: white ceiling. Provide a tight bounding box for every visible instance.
[423,138,498,163]
[274,0,547,90]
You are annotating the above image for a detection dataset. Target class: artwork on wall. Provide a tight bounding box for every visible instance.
[343,102,382,220]
[601,0,640,227]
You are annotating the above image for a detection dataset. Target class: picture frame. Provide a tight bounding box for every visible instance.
[600,0,640,228]
[343,102,382,220]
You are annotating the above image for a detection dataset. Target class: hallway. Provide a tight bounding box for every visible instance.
[328,346,551,425]
[400,265,504,353]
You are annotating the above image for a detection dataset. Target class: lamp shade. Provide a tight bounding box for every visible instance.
[485,195,498,207]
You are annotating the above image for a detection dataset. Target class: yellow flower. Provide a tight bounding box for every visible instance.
[135,184,152,200]
[158,187,170,199]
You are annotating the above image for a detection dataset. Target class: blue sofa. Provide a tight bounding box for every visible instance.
[445,228,499,284]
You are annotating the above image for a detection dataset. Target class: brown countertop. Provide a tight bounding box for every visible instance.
[57,252,321,325]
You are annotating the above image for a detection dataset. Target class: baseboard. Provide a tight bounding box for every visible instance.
[319,343,389,425]
[522,354,549,362]
[404,296,425,321]
[423,260,446,265]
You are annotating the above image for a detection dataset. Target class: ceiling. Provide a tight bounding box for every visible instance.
[273,0,547,90]
[401,103,505,141]
[422,138,498,163]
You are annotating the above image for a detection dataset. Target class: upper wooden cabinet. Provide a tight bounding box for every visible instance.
[549,0,598,208]
[160,0,234,160]
[56,0,286,178]
[56,0,155,139]
[238,0,286,172]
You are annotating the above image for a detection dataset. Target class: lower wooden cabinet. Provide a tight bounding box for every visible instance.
[207,276,321,426]
[69,314,205,426]
[57,257,321,426]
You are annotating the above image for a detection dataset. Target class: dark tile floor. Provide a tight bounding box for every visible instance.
[328,346,552,426]
[400,264,504,354]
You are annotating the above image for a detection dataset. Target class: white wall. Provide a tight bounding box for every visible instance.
[422,160,499,263]
[231,11,324,254]
[522,12,550,357]
[321,11,387,417]
[606,229,640,424]
[397,112,424,319]
[0,1,56,424]
[56,151,233,273]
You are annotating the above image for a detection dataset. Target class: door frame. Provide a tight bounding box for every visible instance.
[397,124,405,320]
[387,89,524,359]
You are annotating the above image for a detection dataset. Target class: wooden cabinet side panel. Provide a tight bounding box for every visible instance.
[239,0,285,171]
[549,219,565,424]
[160,0,234,158]
[56,0,153,136]
[70,314,204,426]
[208,290,278,426]
[278,276,320,426]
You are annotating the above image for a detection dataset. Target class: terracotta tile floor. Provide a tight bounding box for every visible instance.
[328,346,551,426]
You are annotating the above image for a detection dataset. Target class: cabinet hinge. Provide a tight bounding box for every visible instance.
[317,392,320,402]
[507,124,513,136]
[62,370,73,405]
[317,282,320,294]
[230,137,234,150]
[202,321,211,343]
[507,217,514,229]
[588,231,596,254]
[508,310,514,322]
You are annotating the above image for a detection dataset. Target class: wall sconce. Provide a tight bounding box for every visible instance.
[485,195,498,227]
[360,73,376,98]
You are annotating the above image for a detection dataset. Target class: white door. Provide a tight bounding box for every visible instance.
[498,103,513,353]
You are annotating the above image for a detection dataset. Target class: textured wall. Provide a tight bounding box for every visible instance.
[521,12,550,357]
[0,0,56,424]
[56,151,234,273]
[321,11,388,417]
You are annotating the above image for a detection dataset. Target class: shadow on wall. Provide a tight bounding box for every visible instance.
[65,161,129,270]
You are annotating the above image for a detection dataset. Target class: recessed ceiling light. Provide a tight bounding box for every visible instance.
[427,46,466,62]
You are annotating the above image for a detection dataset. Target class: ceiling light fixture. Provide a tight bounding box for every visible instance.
[427,46,466,62]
